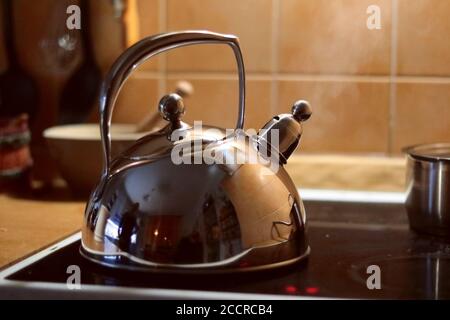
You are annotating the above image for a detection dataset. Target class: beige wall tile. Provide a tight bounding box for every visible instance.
[165,0,273,72]
[166,78,272,130]
[113,76,159,123]
[393,82,450,152]
[91,0,125,73]
[397,0,450,76]
[135,0,160,71]
[279,0,391,75]
[278,80,390,153]
[137,0,160,38]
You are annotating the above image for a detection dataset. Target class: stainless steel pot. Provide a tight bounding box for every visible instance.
[405,143,450,237]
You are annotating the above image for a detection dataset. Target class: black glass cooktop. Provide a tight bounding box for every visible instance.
[5,201,450,299]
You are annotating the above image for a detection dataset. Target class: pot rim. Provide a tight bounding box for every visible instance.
[403,142,450,163]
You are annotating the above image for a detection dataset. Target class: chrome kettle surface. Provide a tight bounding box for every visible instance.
[81,30,312,273]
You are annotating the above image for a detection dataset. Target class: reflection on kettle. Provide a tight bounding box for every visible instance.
[81,31,312,273]
[117,202,139,252]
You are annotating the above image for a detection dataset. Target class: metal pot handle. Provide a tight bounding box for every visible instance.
[99,30,246,176]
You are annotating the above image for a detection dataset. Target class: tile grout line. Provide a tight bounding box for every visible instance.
[388,0,399,155]
[135,70,450,84]
[270,0,280,114]
[158,0,167,98]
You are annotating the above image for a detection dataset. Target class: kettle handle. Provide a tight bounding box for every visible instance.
[99,30,246,176]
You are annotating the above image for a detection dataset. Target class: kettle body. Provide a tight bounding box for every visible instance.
[81,31,311,273]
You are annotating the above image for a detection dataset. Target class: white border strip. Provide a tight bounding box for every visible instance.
[1,280,328,300]
[299,188,406,204]
[0,232,82,279]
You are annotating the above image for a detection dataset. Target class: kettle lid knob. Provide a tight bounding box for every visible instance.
[158,93,185,123]
[291,100,312,122]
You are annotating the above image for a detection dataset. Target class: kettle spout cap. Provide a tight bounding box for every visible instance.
[258,99,312,163]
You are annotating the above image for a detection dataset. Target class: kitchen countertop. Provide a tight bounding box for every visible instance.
[0,154,406,270]
[287,155,406,192]
[0,194,84,269]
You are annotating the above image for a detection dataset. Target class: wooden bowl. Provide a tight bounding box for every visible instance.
[43,124,147,193]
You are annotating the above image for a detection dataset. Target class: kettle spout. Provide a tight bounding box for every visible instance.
[257,100,312,163]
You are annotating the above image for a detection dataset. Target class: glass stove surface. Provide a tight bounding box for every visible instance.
[5,201,450,299]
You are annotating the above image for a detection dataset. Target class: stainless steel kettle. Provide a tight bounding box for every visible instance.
[81,31,312,273]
